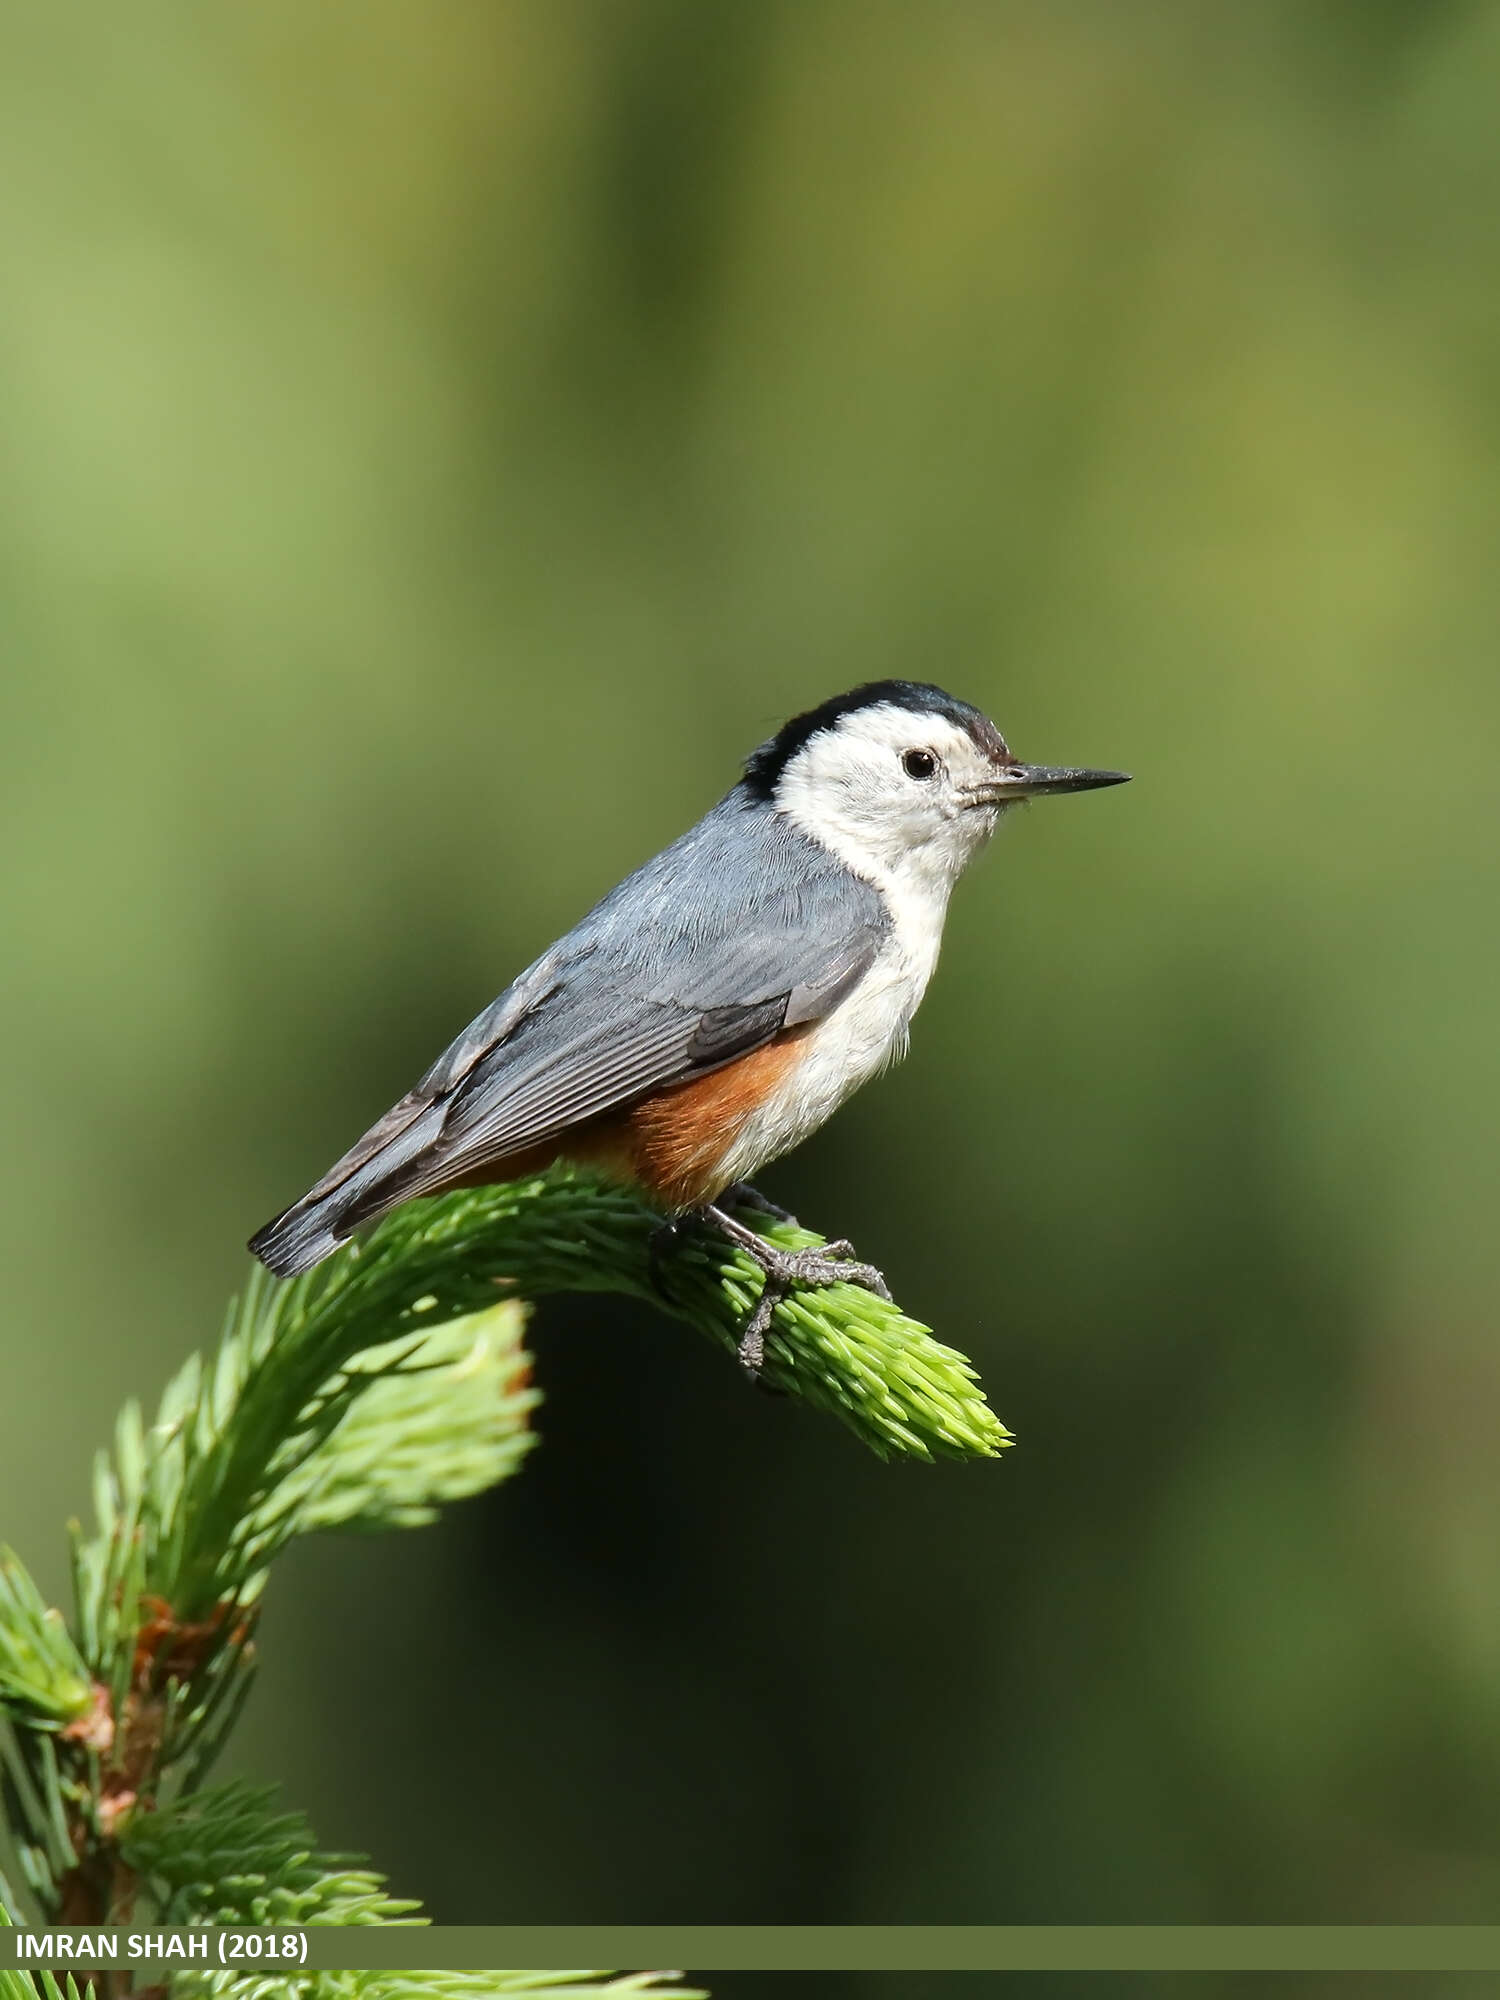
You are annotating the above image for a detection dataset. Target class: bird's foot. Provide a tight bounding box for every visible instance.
[703,1203,892,1379]
[720,1181,799,1226]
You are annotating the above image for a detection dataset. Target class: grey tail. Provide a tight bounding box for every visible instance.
[248,1099,449,1279]
[247,1199,347,1279]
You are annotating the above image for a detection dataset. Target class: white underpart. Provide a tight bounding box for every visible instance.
[715,703,1005,1187]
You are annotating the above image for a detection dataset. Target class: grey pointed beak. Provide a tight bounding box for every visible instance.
[1002,762,1131,797]
[964,763,1131,805]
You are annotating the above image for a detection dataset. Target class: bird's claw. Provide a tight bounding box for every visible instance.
[702,1204,891,1379]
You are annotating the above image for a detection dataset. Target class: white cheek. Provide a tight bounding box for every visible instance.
[733,715,995,1184]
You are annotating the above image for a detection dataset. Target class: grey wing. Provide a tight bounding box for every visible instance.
[294,952,565,1207]
[368,903,881,1207]
[251,794,890,1273]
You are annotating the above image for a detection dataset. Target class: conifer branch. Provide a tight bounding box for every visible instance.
[296,1169,1009,1466]
[120,1782,426,1927]
[1,1165,1003,1989]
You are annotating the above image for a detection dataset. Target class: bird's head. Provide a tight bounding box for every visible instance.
[743,681,1128,894]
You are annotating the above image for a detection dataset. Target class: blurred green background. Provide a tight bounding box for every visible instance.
[4,0,1500,1969]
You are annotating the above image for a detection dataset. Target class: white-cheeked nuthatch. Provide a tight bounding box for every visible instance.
[251,682,1128,1366]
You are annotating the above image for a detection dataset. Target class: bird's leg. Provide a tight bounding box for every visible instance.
[703,1203,893,1378]
[646,1213,693,1304]
[720,1181,798,1226]
[645,1211,786,1387]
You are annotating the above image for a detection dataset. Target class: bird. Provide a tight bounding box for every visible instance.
[249,681,1128,1367]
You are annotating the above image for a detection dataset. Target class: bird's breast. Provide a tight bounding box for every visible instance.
[625,1029,815,1208]
[711,918,942,1189]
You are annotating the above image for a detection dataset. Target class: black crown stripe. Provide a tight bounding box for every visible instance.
[742,681,1005,798]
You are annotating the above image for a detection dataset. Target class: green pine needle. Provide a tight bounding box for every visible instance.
[122,1780,424,1927]
[362,1981,705,1999]
[255,1301,538,1538]
[176,1975,704,2000]
[0,1554,92,1733]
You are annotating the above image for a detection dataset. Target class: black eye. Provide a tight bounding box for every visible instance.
[902,748,938,780]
